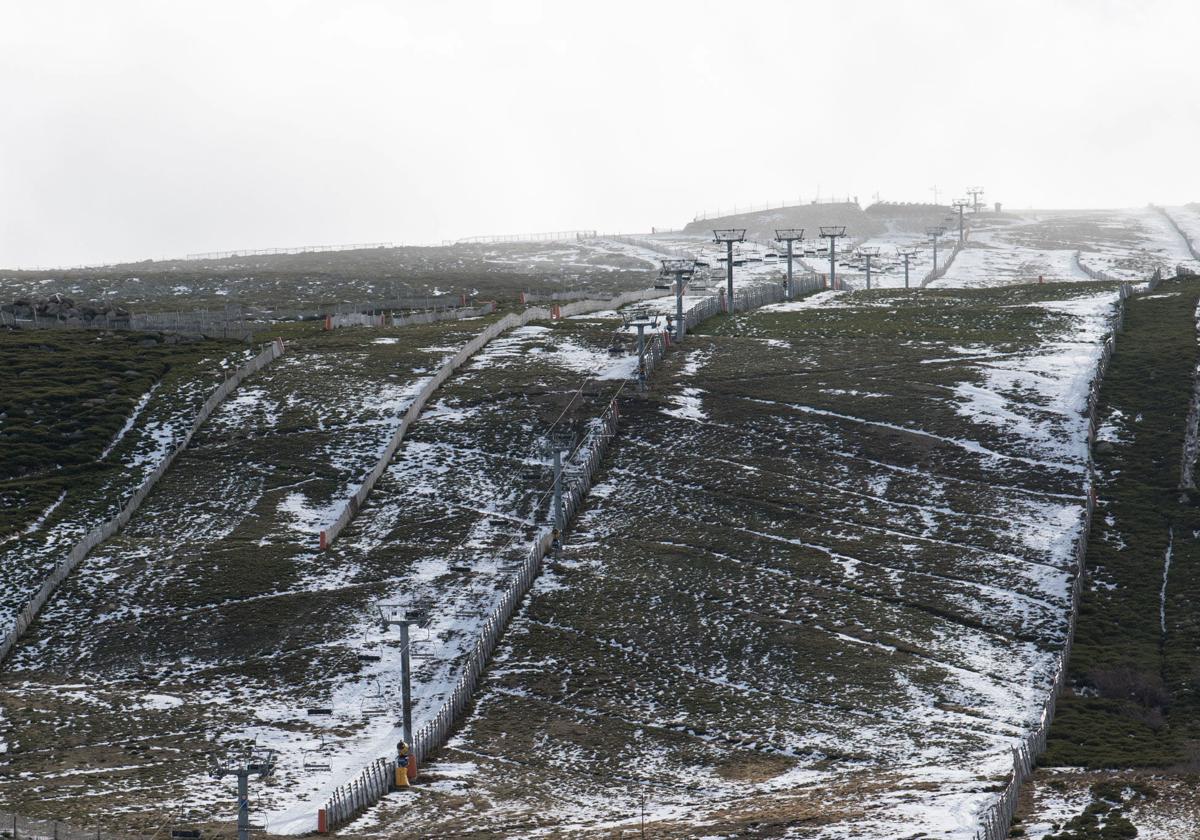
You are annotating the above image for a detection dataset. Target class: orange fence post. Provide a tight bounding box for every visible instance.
[317,809,328,834]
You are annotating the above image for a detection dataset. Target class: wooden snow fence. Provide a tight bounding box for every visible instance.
[972,285,1132,840]
[317,287,668,550]
[920,227,970,287]
[324,302,497,330]
[0,338,286,665]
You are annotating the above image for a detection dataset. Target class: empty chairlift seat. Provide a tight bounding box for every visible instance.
[360,680,390,718]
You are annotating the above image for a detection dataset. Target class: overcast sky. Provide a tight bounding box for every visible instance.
[1,0,1197,267]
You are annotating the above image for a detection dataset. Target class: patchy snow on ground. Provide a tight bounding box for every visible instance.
[662,387,707,422]
[761,289,848,312]
[952,291,1118,466]
[0,347,258,651]
[547,337,640,381]
[5,220,1187,836]
[187,323,635,833]
[99,382,161,459]
[1016,770,1093,838]
[277,491,343,534]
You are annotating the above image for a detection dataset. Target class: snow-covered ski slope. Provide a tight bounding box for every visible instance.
[625,206,1198,291]
[258,316,652,832]
[930,209,1197,288]
[0,211,1191,836]
[345,283,1120,838]
[0,297,713,832]
[0,344,257,654]
[0,316,514,828]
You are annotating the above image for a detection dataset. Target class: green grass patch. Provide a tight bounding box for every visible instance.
[0,329,240,536]
[1044,277,1200,769]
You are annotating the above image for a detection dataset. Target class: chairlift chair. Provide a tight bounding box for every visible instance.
[408,598,436,625]
[302,737,333,772]
[518,458,549,483]
[356,632,384,664]
[447,548,477,575]
[360,679,390,718]
[247,746,278,777]
[302,752,332,772]
[378,599,435,630]
[622,308,657,329]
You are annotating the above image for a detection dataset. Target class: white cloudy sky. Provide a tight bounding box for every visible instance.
[1,0,1197,266]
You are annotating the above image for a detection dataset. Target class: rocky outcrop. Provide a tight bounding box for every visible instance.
[2,294,131,326]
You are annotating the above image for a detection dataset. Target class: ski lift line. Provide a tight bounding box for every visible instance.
[434,316,635,568]
[475,314,629,497]
[429,375,628,606]
[430,501,542,529]
[482,682,806,770]
[106,576,397,627]
[446,738,747,801]
[466,378,627,564]
[540,312,638,438]
[321,318,645,813]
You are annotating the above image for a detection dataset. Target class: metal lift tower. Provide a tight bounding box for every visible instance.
[210,746,277,840]
[926,226,947,277]
[624,309,659,391]
[774,228,805,299]
[860,246,880,290]
[952,199,969,243]
[712,229,746,311]
[660,258,697,340]
[897,246,919,289]
[377,603,429,752]
[967,186,985,214]
[819,226,847,289]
